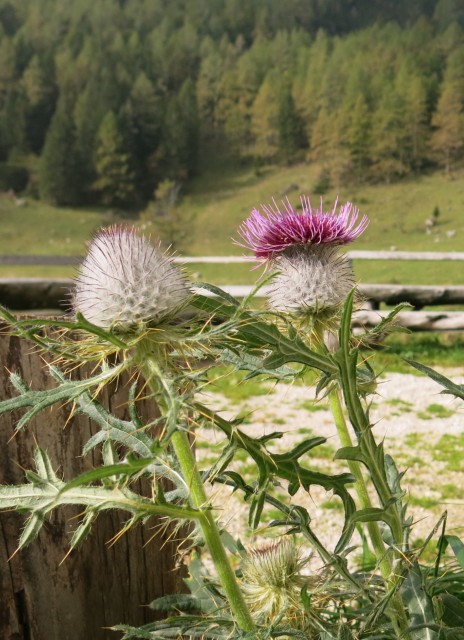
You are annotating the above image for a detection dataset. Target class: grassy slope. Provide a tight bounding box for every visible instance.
[179,161,464,285]
[1,162,464,284]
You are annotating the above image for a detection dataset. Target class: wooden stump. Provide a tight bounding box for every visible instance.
[0,329,186,640]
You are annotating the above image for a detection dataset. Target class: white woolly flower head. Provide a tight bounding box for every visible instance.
[73,225,190,331]
[268,244,355,316]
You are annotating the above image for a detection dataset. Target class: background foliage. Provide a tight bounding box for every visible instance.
[1,0,464,207]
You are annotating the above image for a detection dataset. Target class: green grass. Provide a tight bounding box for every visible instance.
[366,333,464,371]
[432,434,464,472]
[298,400,327,412]
[408,496,441,509]
[441,483,462,500]
[207,366,273,402]
[3,162,464,285]
[0,199,127,277]
[417,403,455,420]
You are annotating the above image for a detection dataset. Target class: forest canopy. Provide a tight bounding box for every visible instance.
[0,0,463,207]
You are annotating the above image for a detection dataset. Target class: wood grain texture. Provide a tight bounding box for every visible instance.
[0,328,187,640]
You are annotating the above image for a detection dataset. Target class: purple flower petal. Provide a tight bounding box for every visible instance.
[237,196,368,259]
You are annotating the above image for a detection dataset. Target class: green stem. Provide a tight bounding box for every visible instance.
[311,323,410,638]
[329,389,410,638]
[141,355,255,633]
[170,429,255,632]
[329,389,391,567]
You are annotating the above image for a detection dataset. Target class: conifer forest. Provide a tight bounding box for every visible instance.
[1,0,464,208]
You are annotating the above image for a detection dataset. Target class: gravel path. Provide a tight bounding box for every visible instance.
[197,369,464,559]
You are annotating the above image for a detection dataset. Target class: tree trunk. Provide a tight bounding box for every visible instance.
[0,328,187,640]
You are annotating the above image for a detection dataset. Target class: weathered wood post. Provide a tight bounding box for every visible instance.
[0,327,186,640]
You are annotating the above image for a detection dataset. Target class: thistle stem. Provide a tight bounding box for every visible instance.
[141,355,255,633]
[329,389,390,562]
[311,325,410,639]
[170,429,255,632]
[328,389,409,630]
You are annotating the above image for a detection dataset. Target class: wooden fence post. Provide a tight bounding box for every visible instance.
[0,328,186,640]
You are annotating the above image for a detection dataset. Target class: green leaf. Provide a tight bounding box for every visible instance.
[401,562,439,640]
[148,594,207,613]
[18,512,45,548]
[0,363,127,432]
[334,446,367,464]
[193,283,241,307]
[272,436,327,463]
[438,628,464,640]
[34,447,60,483]
[444,535,464,569]
[70,511,96,549]
[78,392,155,457]
[440,593,464,627]
[405,361,464,401]
[348,507,392,526]
[248,489,266,529]
[59,457,156,494]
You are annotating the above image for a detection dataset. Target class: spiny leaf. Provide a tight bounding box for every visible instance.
[59,457,156,494]
[440,594,464,628]
[193,283,241,307]
[443,535,464,570]
[405,360,464,401]
[34,447,60,483]
[148,593,210,613]
[0,363,127,432]
[70,511,96,549]
[78,392,155,457]
[18,512,45,548]
[401,561,439,640]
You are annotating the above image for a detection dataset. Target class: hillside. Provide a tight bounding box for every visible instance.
[1,162,463,286]
[1,0,464,212]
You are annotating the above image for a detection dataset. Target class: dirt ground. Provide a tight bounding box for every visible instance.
[197,369,464,565]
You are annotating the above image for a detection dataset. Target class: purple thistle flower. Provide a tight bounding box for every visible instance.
[238,196,368,260]
[238,196,368,316]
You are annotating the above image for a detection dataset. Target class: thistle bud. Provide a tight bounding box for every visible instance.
[240,539,309,629]
[73,225,190,332]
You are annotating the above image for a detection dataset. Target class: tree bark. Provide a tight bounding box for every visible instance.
[0,328,187,640]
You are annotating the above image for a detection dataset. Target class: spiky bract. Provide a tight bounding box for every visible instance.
[269,244,355,315]
[240,539,309,630]
[73,225,190,332]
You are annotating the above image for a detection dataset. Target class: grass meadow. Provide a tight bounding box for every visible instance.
[1,161,464,284]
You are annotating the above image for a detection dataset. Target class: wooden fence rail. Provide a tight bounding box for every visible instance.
[1,250,464,265]
[0,252,463,329]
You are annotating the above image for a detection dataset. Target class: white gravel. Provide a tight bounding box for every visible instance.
[197,370,464,557]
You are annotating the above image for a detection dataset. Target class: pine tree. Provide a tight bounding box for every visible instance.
[250,73,279,160]
[93,111,136,207]
[277,85,305,164]
[21,54,56,153]
[344,95,371,181]
[370,82,408,181]
[430,47,464,172]
[39,102,83,205]
[154,78,199,180]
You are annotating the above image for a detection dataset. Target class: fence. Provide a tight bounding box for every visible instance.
[1,251,464,330]
[0,327,186,640]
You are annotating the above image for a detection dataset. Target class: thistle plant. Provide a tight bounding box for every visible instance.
[238,197,367,323]
[73,225,191,331]
[0,205,463,640]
